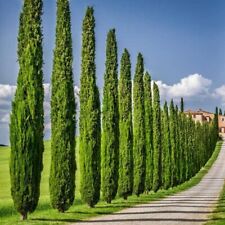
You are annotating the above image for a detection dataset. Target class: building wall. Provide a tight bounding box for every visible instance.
[185,109,225,133]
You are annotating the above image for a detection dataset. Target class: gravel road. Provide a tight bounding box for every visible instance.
[73,142,225,225]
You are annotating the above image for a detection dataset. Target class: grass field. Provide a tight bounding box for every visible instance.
[206,180,225,225]
[0,141,222,225]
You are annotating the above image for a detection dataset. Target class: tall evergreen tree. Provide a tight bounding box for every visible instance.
[175,105,180,184]
[213,107,219,141]
[143,72,153,192]
[219,108,222,115]
[169,100,177,186]
[118,49,133,200]
[133,53,146,196]
[180,97,184,112]
[10,0,44,220]
[162,101,171,189]
[79,7,101,207]
[50,0,76,212]
[152,82,162,192]
[179,99,185,183]
[101,29,119,203]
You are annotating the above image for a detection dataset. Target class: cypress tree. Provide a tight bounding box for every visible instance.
[179,99,185,183]
[50,0,76,212]
[213,107,219,141]
[143,72,153,192]
[169,100,177,186]
[101,29,119,203]
[79,7,101,207]
[180,97,184,112]
[219,108,222,115]
[10,0,44,220]
[175,105,180,184]
[152,82,162,192]
[118,49,133,200]
[162,101,171,189]
[133,53,146,196]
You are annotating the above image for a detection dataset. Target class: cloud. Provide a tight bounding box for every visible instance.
[155,74,212,102]
[213,85,225,106]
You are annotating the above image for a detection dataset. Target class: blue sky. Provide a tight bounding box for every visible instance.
[0,0,225,144]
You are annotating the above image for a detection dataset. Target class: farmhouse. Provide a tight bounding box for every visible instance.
[185,108,225,133]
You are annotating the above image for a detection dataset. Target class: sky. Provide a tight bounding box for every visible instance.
[0,0,225,144]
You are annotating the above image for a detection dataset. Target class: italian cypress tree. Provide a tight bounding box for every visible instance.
[10,0,44,220]
[219,108,222,115]
[180,97,184,112]
[49,0,76,212]
[162,101,171,189]
[118,49,133,200]
[133,53,146,196]
[101,29,119,203]
[169,100,177,186]
[213,107,219,142]
[152,82,162,192]
[79,7,101,207]
[175,105,180,184]
[143,72,153,192]
[179,99,185,183]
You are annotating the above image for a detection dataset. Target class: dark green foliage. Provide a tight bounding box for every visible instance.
[152,82,162,192]
[213,107,219,140]
[10,0,44,220]
[132,53,146,196]
[118,49,133,200]
[178,106,185,183]
[162,102,171,189]
[143,72,153,192]
[219,108,222,115]
[50,0,76,212]
[169,100,177,186]
[180,97,184,112]
[79,7,101,207]
[175,105,180,184]
[101,29,119,203]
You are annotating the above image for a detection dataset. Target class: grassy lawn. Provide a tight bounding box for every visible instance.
[205,181,225,225]
[0,141,222,225]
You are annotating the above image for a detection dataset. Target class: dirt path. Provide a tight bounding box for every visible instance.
[73,142,225,225]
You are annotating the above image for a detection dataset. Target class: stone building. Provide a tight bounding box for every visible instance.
[185,108,225,133]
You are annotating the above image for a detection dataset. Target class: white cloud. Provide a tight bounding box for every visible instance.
[213,85,225,106]
[155,74,212,101]
[0,84,16,99]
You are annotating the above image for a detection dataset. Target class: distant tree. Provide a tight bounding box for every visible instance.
[179,99,185,183]
[169,100,177,187]
[219,108,222,115]
[133,53,146,196]
[180,97,184,112]
[152,82,162,192]
[79,7,101,207]
[10,0,44,220]
[50,0,76,212]
[175,105,180,184]
[213,107,219,142]
[118,49,133,200]
[144,72,153,192]
[162,101,171,189]
[101,29,119,203]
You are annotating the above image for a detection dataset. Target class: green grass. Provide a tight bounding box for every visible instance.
[0,141,222,225]
[205,181,225,225]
